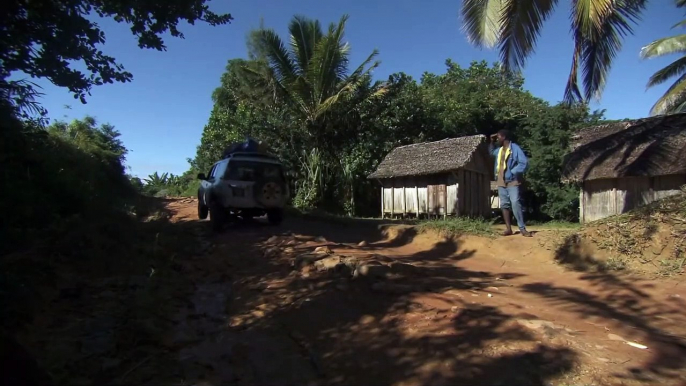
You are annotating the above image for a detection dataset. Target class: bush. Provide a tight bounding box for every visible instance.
[0,117,136,255]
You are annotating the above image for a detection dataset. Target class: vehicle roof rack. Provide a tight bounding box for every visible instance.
[222,152,280,161]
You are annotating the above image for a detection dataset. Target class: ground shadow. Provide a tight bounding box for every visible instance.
[1,198,212,385]
[177,222,578,386]
[10,199,685,385]
[521,274,686,384]
[553,233,608,272]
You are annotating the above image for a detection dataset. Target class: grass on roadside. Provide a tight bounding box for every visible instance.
[418,217,497,238]
[527,220,580,230]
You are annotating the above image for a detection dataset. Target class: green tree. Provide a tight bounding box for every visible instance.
[420,60,531,138]
[519,104,606,221]
[1,0,232,105]
[1,116,134,253]
[460,0,647,103]
[640,0,686,115]
[241,14,385,149]
[48,116,127,165]
[234,15,388,208]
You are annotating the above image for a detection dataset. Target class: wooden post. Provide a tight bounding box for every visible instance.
[481,174,491,217]
[380,185,384,219]
[402,186,407,218]
[579,182,584,224]
[424,185,429,218]
[458,169,469,216]
[611,184,617,216]
[415,185,420,217]
[391,180,395,219]
[443,184,448,220]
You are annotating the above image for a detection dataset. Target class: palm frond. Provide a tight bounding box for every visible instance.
[640,34,686,58]
[288,15,323,75]
[564,32,584,102]
[461,0,508,48]
[347,49,380,84]
[671,19,686,29]
[650,71,686,115]
[647,56,686,88]
[313,48,381,119]
[307,15,351,111]
[572,0,646,101]
[254,29,298,84]
[498,0,558,69]
[572,0,616,36]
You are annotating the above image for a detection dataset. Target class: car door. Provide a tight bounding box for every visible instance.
[200,163,217,205]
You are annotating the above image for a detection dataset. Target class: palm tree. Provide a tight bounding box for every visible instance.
[640,0,686,115]
[461,0,647,104]
[241,15,385,133]
[240,15,385,208]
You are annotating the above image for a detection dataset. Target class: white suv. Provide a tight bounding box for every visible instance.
[197,152,289,231]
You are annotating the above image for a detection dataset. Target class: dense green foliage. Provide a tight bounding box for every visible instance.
[179,15,614,221]
[1,0,231,104]
[0,115,135,254]
[134,171,199,197]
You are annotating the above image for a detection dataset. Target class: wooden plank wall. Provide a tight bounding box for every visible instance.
[457,169,491,217]
[580,174,686,223]
[380,170,492,217]
[447,184,458,214]
[381,177,429,216]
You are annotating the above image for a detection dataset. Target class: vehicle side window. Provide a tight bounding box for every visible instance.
[207,164,217,179]
[213,160,228,179]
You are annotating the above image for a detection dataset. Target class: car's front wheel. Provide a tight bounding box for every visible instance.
[198,199,209,220]
[267,209,283,225]
[209,201,227,232]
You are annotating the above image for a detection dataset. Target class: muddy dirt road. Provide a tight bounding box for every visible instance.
[165,199,686,386]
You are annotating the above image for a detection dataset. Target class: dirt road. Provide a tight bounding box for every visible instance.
[165,199,686,386]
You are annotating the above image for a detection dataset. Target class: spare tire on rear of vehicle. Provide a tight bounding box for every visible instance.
[253,177,287,208]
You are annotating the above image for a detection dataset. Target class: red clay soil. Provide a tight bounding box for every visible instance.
[165,199,686,386]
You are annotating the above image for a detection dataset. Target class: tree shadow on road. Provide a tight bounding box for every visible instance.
[193,222,578,386]
[521,272,686,384]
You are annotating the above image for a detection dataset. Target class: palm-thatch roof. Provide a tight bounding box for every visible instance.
[368,135,486,179]
[561,113,686,182]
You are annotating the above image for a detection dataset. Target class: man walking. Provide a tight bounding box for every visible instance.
[489,130,532,237]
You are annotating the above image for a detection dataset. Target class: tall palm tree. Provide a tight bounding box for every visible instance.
[241,15,385,130]
[640,0,686,115]
[461,0,647,104]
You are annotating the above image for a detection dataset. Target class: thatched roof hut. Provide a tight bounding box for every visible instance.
[368,135,492,218]
[562,113,686,182]
[561,113,686,223]
[368,135,486,179]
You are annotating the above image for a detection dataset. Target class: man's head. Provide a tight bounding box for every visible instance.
[496,129,512,144]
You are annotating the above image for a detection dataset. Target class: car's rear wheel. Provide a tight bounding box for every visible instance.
[267,209,283,225]
[209,201,226,232]
[198,199,208,220]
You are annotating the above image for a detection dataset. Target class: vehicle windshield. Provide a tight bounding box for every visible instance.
[226,160,285,182]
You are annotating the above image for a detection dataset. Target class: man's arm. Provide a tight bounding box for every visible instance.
[488,135,499,157]
[510,145,528,175]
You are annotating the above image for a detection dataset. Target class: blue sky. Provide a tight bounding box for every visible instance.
[26,0,682,177]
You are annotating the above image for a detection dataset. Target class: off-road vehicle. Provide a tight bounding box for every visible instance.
[197,149,289,231]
